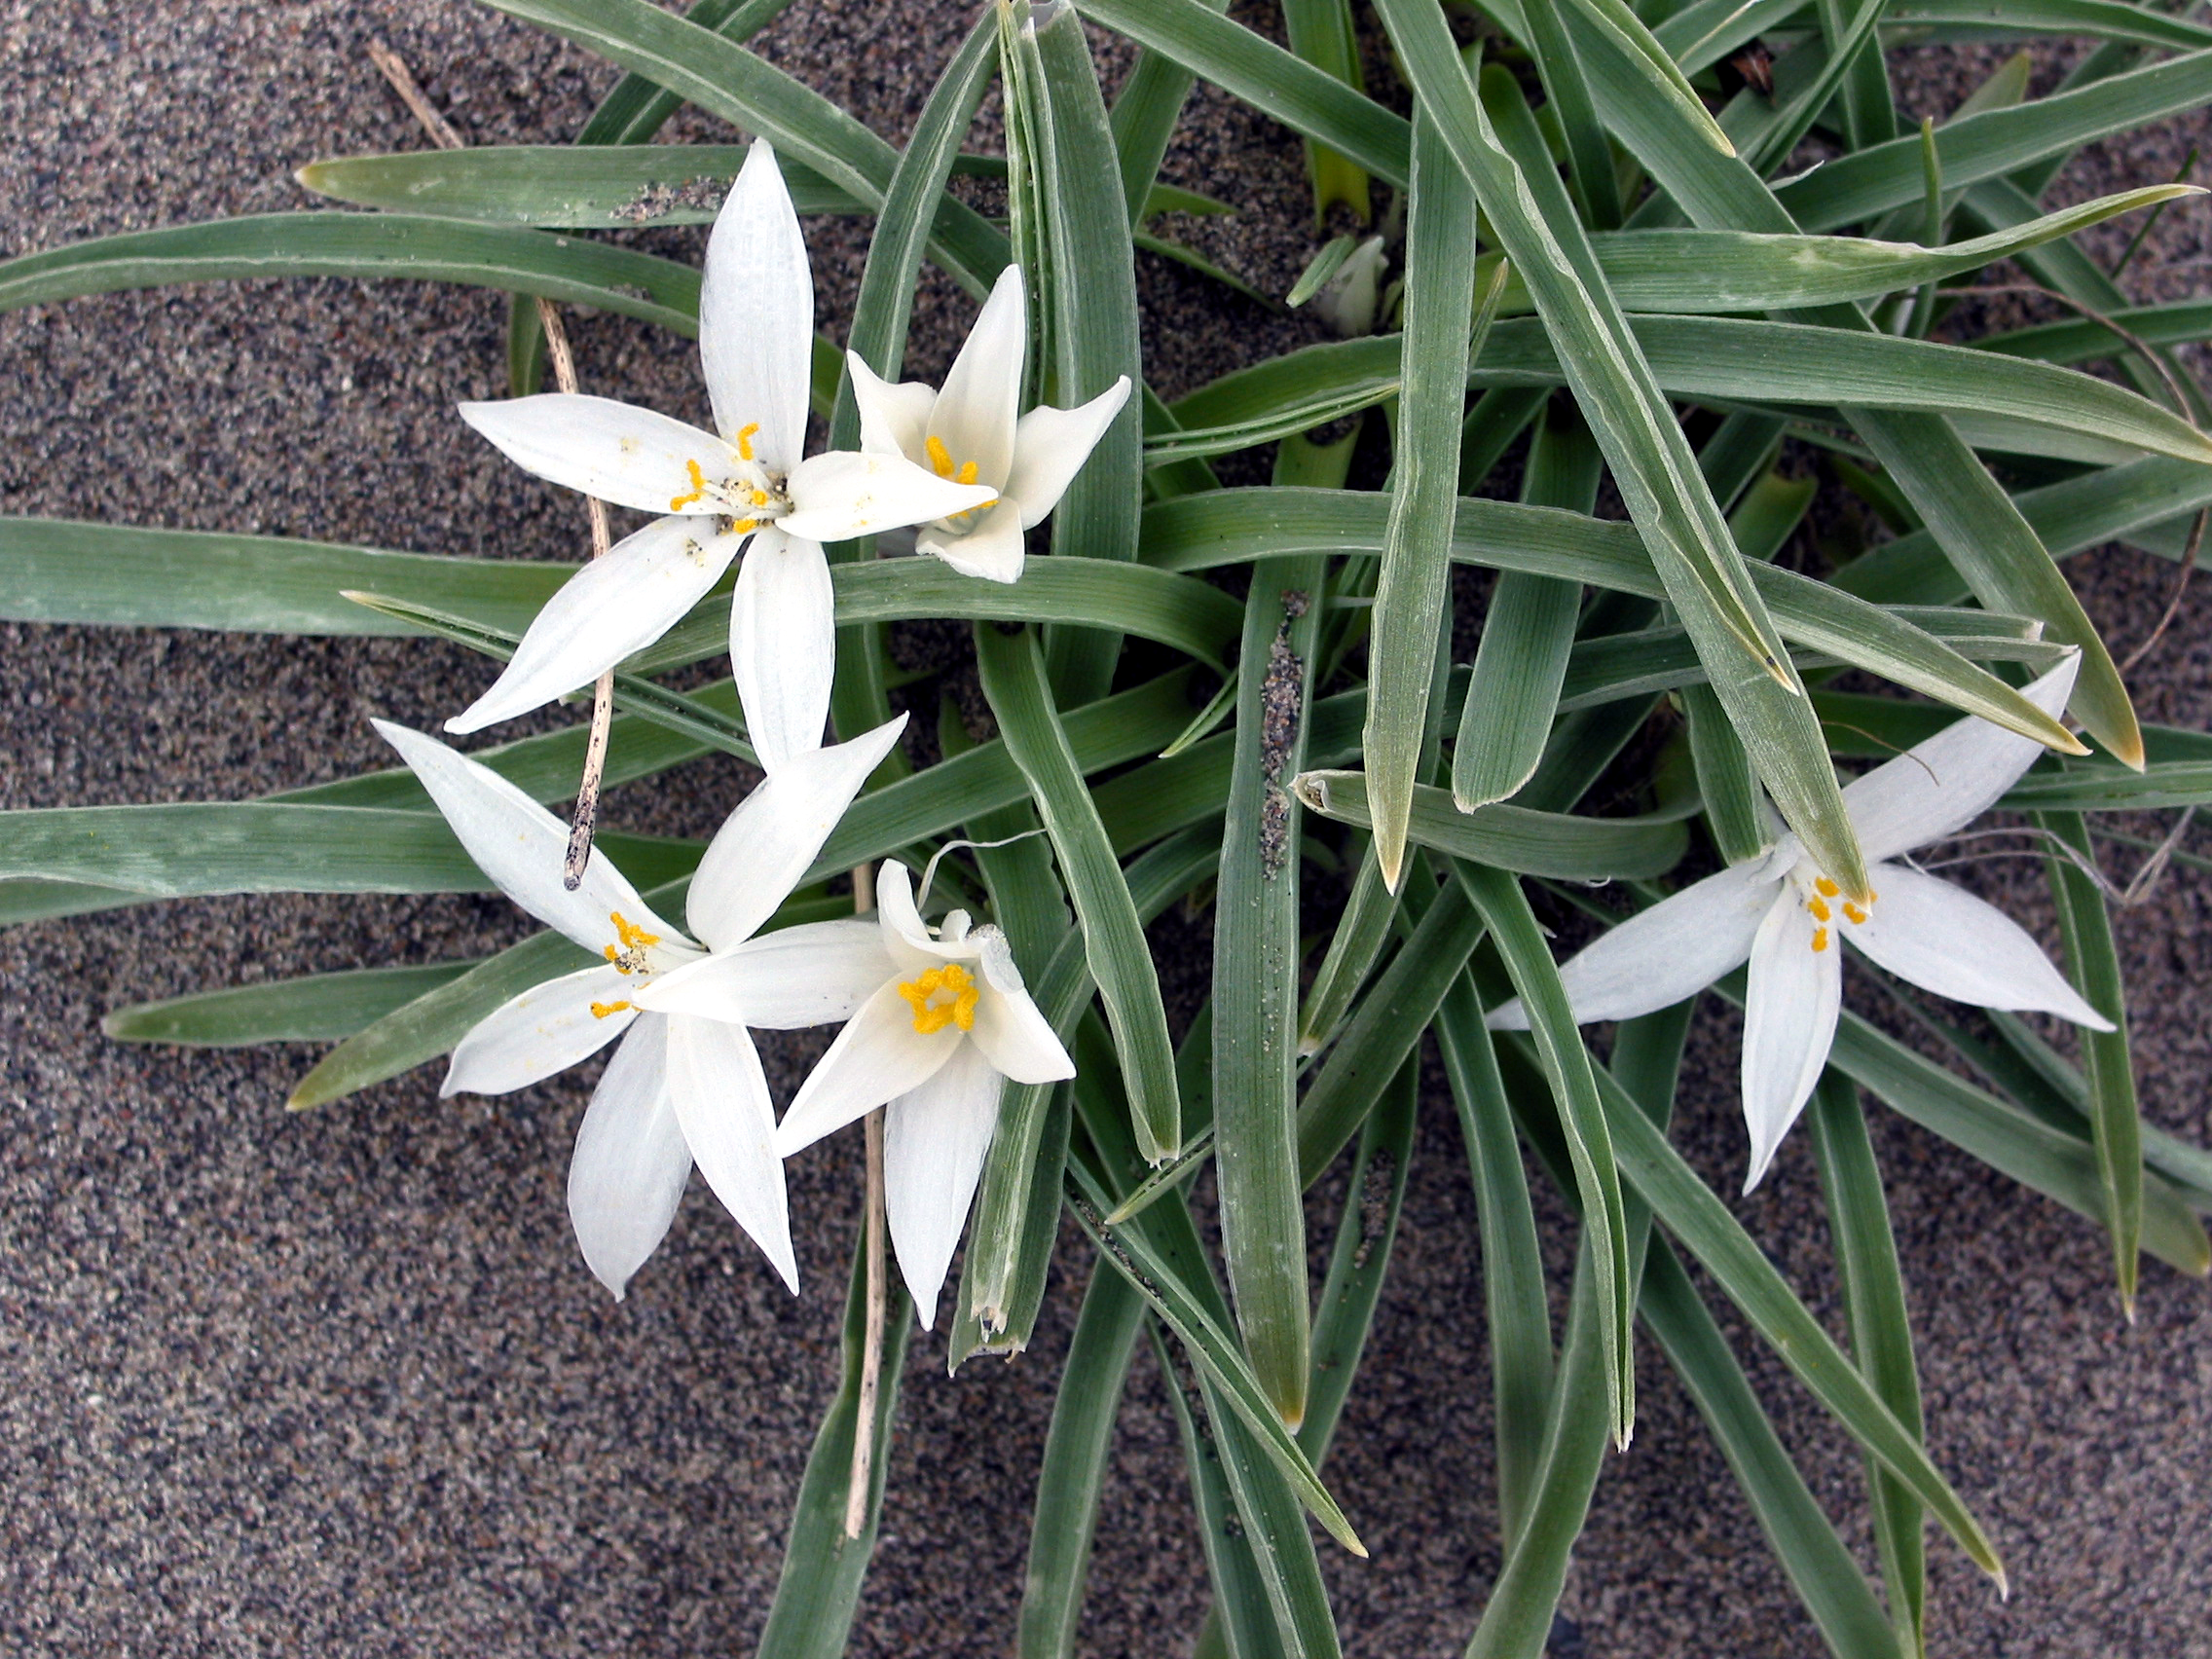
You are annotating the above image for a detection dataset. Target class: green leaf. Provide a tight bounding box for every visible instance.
[2039,811,2144,1312]
[1282,0,1374,223]
[1295,840,1399,1057]
[1806,1074,1929,1659]
[1214,551,1326,1428]
[1293,772,1689,880]
[1520,0,1624,229]
[754,1229,914,1659]
[103,962,481,1046]
[1364,105,1484,890]
[976,623,1181,1164]
[1888,0,2212,48]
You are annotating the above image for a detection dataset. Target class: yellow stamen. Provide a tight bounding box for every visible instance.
[1842,902,1868,925]
[734,422,759,462]
[590,1000,633,1019]
[1814,876,1840,899]
[1810,927,1830,953]
[669,458,710,511]
[896,963,979,1036]
[956,460,978,486]
[604,910,663,975]
[1808,898,1831,923]
[925,433,956,479]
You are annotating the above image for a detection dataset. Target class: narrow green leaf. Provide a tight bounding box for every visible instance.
[1521,0,1624,228]
[2039,811,2144,1313]
[976,623,1181,1163]
[1282,0,1373,222]
[103,962,480,1046]
[1364,105,1482,890]
[1295,841,1399,1057]
[1889,0,2212,48]
[1294,772,1688,880]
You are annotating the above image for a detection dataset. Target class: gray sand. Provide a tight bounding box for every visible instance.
[3,3,2209,1654]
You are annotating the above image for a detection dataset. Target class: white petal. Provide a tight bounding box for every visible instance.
[846,352,938,461]
[372,719,680,954]
[775,982,959,1156]
[917,503,1027,583]
[925,264,1027,491]
[458,394,730,515]
[1740,891,1843,1192]
[730,529,834,773]
[1845,863,2113,1029]
[873,859,962,974]
[1484,860,1780,1030]
[685,714,908,947]
[883,1039,1004,1327]
[968,932,1076,1084]
[638,919,894,1028]
[443,963,636,1095]
[445,516,745,734]
[1001,376,1133,530]
[778,450,999,544]
[567,1014,692,1300]
[699,141,812,476]
[666,1014,797,1292]
[1843,653,2083,866]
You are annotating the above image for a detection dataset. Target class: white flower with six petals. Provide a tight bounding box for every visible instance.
[1488,656,2113,1191]
[846,264,1130,583]
[640,857,1076,1325]
[446,142,995,768]
[377,711,907,1298]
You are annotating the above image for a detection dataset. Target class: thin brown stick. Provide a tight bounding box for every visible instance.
[845,861,886,1541]
[1937,279,2198,421]
[2119,507,2207,678]
[367,38,616,888]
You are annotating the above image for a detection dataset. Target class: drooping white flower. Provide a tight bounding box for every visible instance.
[1488,656,2113,1192]
[376,711,906,1298]
[446,142,994,769]
[639,858,1076,1325]
[844,264,1131,583]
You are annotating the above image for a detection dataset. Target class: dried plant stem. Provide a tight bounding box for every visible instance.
[366,36,616,888]
[846,861,887,1541]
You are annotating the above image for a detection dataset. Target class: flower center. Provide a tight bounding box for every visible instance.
[924,434,981,488]
[668,424,791,530]
[1800,875,1875,953]
[898,963,978,1036]
[602,910,662,978]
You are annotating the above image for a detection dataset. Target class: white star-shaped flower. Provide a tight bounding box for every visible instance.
[845,264,1130,583]
[446,142,994,769]
[639,858,1075,1325]
[1489,655,2112,1191]
[377,711,906,1297]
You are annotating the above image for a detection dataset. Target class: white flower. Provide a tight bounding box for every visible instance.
[844,265,1131,583]
[639,858,1076,1325]
[1488,655,2113,1192]
[446,142,995,769]
[375,711,907,1298]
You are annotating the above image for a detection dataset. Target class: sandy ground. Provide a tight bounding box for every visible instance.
[3,2,2210,1654]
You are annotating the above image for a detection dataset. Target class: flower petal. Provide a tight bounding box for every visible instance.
[698,141,812,476]
[639,918,894,1028]
[925,264,1027,491]
[1846,862,2114,1029]
[883,1038,1004,1328]
[444,962,636,1095]
[729,529,834,773]
[873,859,962,974]
[445,515,746,734]
[665,1014,797,1292]
[1843,653,2083,866]
[775,980,958,1156]
[1740,890,1842,1192]
[685,714,908,948]
[1485,860,1779,1030]
[778,450,999,544]
[917,503,1027,583]
[846,352,938,461]
[372,720,679,953]
[567,1014,692,1300]
[1001,376,1133,530]
[968,932,1076,1084]
[458,394,728,515]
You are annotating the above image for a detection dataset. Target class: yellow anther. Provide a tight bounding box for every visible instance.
[669,458,710,511]
[925,433,956,479]
[1808,898,1831,923]
[1814,876,1840,899]
[610,912,661,951]
[956,460,978,486]
[735,422,759,462]
[1842,903,1868,926]
[1810,927,1830,953]
[589,1000,633,1019]
[897,963,978,1036]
